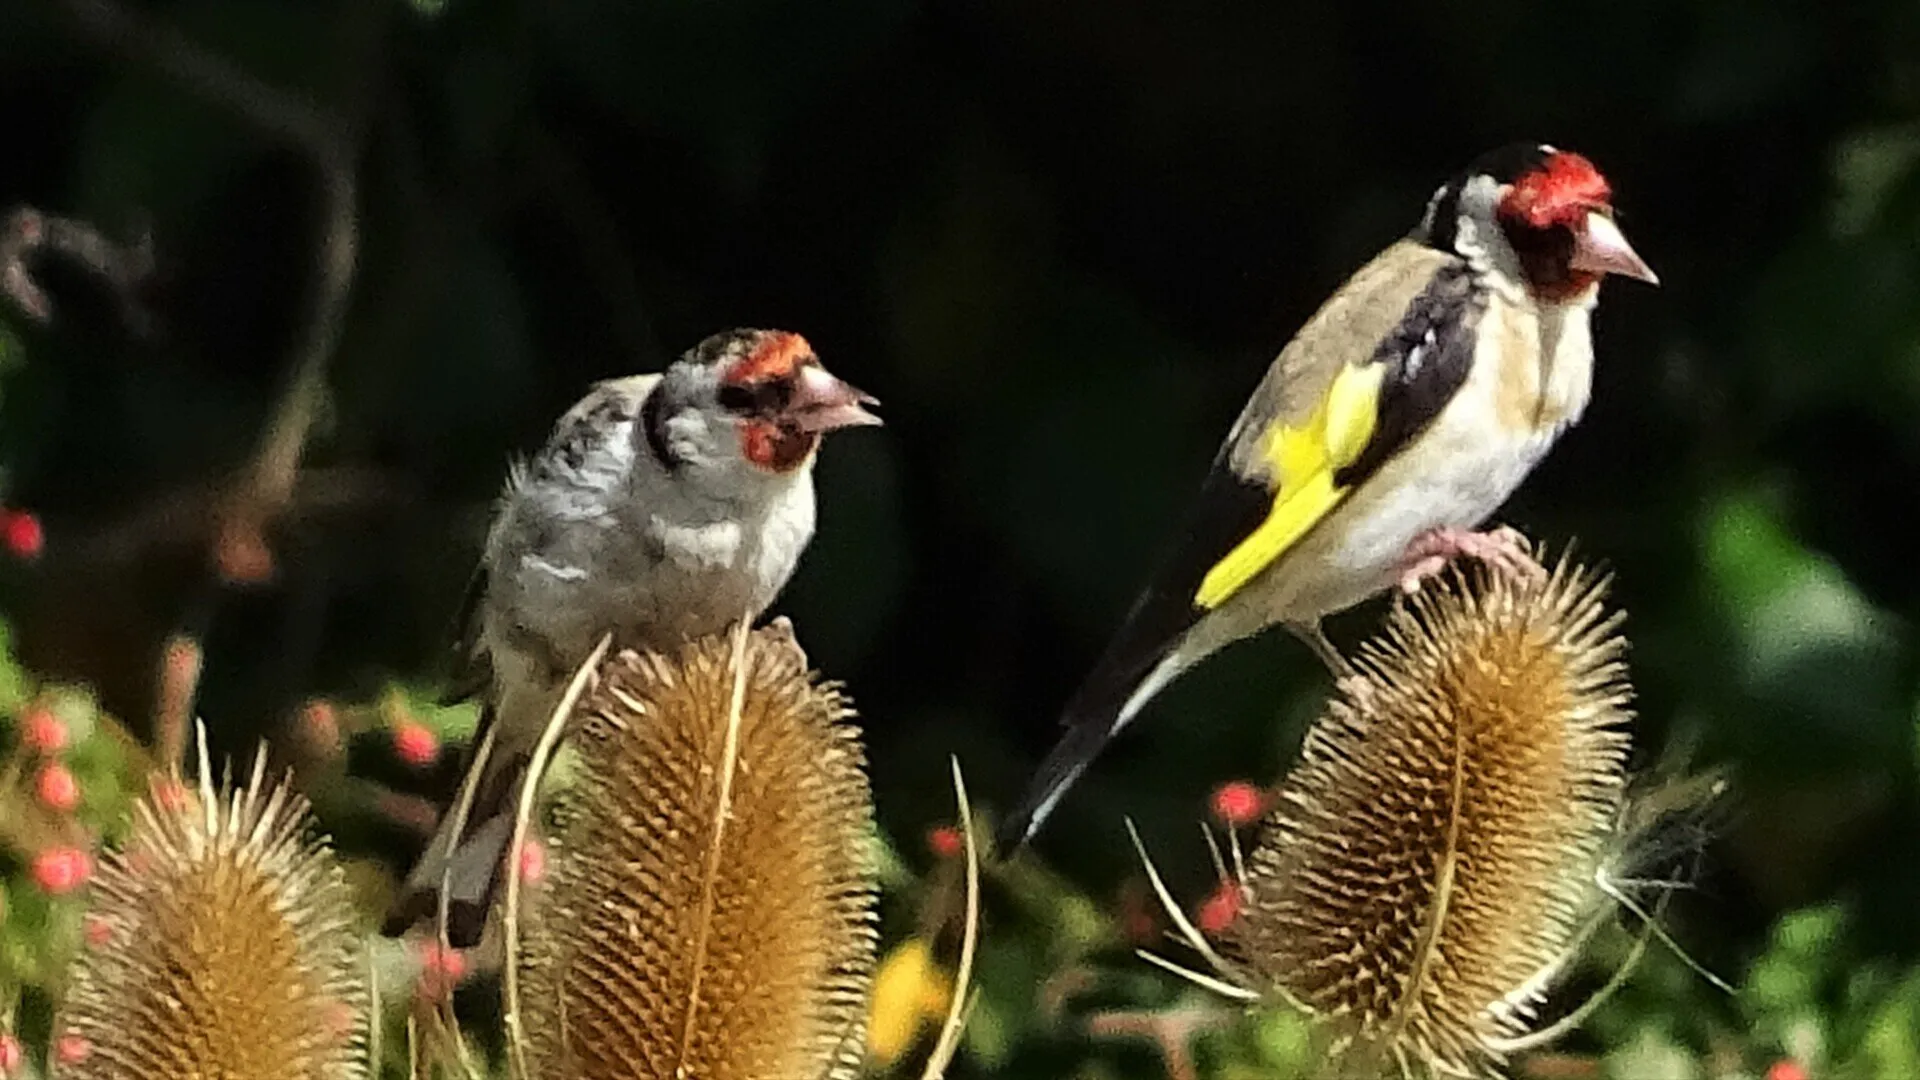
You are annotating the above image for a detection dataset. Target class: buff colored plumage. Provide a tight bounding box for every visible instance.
[1002,144,1656,849]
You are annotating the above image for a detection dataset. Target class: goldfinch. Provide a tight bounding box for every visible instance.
[384,328,880,944]
[999,143,1656,849]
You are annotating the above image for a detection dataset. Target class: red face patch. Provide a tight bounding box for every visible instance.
[1498,151,1612,230]
[739,417,818,473]
[724,331,814,387]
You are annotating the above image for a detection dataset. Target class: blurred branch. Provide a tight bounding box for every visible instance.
[1083,1002,1233,1080]
[54,0,369,581]
[72,467,415,569]
[370,787,442,838]
[1520,1052,1604,1079]
[55,0,382,761]
[152,634,202,774]
[214,161,358,584]
[58,0,347,160]
[0,206,156,330]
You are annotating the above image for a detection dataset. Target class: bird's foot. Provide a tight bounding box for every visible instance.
[1334,671,1379,713]
[1395,525,1543,594]
[761,615,809,664]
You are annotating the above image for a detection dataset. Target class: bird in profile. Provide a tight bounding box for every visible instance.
[384,328,880,945]
[998,143,1658,850]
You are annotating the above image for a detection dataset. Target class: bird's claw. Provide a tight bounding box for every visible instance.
[1335,672,1379,713]
[760,615,808,664]
[1395,525,1544,594]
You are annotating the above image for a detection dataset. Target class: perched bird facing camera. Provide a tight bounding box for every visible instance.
[385,328,880,945]
[999,143,1658,850]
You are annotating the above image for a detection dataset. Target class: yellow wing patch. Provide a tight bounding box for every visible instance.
[1193,362,1387,609]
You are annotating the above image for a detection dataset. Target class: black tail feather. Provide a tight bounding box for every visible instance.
[380,743,529,948]
[1000,623,1198,853]
[995,707,1126,854]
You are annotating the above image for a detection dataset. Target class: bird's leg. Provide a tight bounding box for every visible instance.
[1286,621,1376,711]
[1394,524,1544,594]
[1288,621,1347,673]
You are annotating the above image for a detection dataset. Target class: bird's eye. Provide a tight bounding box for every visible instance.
[720,378,797,415]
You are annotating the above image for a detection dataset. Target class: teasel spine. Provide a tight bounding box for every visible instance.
[53,727,369,1080]
[511,624,880,1080]
[1139,555,1644,1078]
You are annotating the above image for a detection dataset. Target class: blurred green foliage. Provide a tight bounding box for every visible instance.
[3,0,1920,1075]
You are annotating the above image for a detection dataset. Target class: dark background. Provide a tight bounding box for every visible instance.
[4,0,1920,1073]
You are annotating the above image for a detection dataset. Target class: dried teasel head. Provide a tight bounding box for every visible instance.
[516,625,878,1080]
[54,736,369,1080]
[1216,557,1634,1077]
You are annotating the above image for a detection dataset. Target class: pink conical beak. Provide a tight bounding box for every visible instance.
[786,365,882,433]
[1571,211,1659,285]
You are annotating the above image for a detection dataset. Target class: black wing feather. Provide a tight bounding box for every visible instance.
[438,559,493,706]
[1335,262,1482,488]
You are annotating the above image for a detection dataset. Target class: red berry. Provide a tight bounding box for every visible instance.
[20,706,68,753]
[1196,880,1242,934]
[54,1033,89,1065]
[1122,907,1157,943]
[515,838,547,883]
[1767,1061,1808,1080]
[215,520,276,584]
[393,721,440,768]
[415,941,468,1001]
[0,1032,22,1076]
[84,913,114,947]
[301,699,341,752]
[32,846,92,894]
[2,510,44,559]
[35,762,80,812]
[926,825,964,860]
[324,1000,358,1039]
[163,636,202,687]
[158,781,187,810]
[425,942,466,977]
[1209,781,1266,827]
[1115,882,1158,943]
[157,772,192,807]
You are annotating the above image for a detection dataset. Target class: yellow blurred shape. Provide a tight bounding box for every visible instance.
[867,937,954,1068]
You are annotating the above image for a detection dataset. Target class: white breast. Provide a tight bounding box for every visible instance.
[604,472,817,643]
[1267,292,1595,620]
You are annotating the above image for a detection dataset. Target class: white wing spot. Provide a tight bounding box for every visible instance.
[522,555,589,581]
[1403,328,1436,380]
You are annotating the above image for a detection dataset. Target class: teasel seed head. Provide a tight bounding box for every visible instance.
[516,625,879,1080]
[1220,557,1634,1077]
[54,739,369,1080]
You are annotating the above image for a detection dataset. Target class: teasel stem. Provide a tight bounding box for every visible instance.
[918,756,982,1080]
[501,631,612,1080]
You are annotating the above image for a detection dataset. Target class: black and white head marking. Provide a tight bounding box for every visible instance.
[1413,142,1559,280]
